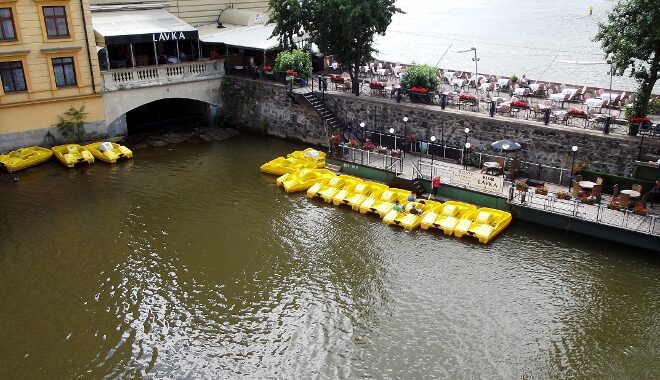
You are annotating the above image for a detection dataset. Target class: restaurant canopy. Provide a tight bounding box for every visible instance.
[92,8,198,46]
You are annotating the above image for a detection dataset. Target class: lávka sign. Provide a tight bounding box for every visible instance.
[153,32,187,41]
[451,169,504,193]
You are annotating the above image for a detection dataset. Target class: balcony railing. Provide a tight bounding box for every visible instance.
[101,60,224,92]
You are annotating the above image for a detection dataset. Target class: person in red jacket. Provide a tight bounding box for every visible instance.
[432,176,441,197]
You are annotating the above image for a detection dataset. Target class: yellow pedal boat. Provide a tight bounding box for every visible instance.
[359,187,401,215]
[84,142,132,163]
[276,168,335,193]
[0,146,53,173]
[306,175,359,202]
[383,199,443,231]
[453,208,512,244]
[320,175,363,203]
[51,144,94,168]
[345,182,389,210]
[260,156,316,175]
[420,201,478,235]
[374,188,411,218]
[287,148,326,168]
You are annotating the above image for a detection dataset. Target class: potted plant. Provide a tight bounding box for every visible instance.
[627,116,651,137]
[607,201,622,211]
[515,180,529,192]
[400,64,440,92]
[376,146,388,155]
[534,186,548,195]
[510,74,519,84]
[263,65,273,73]
[362,141,376,151]
[555,191,572,200]
[274,49,312,78]
[580,196,596,205]
[348,139,361,148]
[329,134,341,146]
[632,204,648,216]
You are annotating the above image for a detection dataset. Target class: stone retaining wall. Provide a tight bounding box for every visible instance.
[222,76,660,176]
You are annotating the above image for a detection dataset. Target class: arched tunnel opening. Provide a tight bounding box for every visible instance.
[125,98,212,136]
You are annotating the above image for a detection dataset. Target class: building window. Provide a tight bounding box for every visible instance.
[43,6,69,38]
[0,8,16,41]
[52,57,76,87]
[0,61,27,92]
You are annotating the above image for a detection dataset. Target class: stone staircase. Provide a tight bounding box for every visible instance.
[302,92,346,134]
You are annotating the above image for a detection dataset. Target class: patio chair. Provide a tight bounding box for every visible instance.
[596,177,604,185]
[612,184,620,199]
[505,159,521,180]
[591,184,602,203]
[619,193,631,209]
[571,181,580,198]
[585,108,599,129]
[496,103,511,117]
[632,184,643,193]
[529,103,542,120]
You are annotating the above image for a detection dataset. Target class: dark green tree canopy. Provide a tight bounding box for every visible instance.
[269,0,401,96]
[268,0,309,50]
[595,0,660,116]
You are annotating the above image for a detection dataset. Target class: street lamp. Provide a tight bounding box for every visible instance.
[360,121,366,141]
[389,127,396,151]
[464,127,470,146]
[606,58,613,116]
[471,46,479,93]
[403,116,409,156]
[464,142,471,169]
[430,135,436,165]
[569,145,578,190]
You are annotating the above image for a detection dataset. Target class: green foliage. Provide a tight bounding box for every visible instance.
[269,0,401,96]
[510,74,518,83]
[274,49,312,77]
[648,97,660,115]
[55,106,88,143]
[268,0,308,50]
[594,0,660,117]
[213,108,231,127]
[400,64,440,90]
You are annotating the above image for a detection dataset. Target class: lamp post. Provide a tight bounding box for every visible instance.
[568,145,578,190]
[403,116,409,156]
[389,127,396,151]
[471,46,479,94]
[360,121,366,141]
[464,142,471,169]
[462,128,470,168]
[430,135,436,165]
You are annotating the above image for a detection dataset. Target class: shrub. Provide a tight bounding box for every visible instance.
[510,74,519,83]
[534,187,548,195]
[555,191,572,200]
[400,64,440,91]
[55,106,88,143]
[274,49,312,77]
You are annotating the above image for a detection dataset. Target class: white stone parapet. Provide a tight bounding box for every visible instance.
[101,60,224,92]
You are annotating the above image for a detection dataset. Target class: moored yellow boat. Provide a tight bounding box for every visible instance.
[306,175,352,200]
[346,182,389,210]
[84,142,132,163]
[384,199,444,231]
[260,156,315,175]
[420,201,478,235]
[276,168,335,193]
[287,148,326,168]
[51,144,94,168]
[374,188,411,218]
[322,175,362,203]
[0,146,53,173]
[453,208,512,244]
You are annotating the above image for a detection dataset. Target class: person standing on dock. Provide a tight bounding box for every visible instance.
[432,176,441,197]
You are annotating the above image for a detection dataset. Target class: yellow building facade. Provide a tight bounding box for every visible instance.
[0,0,104,151]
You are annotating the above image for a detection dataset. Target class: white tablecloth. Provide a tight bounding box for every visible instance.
[585,98,603,108]
[514,88,527,96]
[481,83,492,91]
[599,93,617,102]
[451,78,465,87]
[444,72,455,82]
[377,68,387,76]
[562,88,577,97]
[497,78,509,88]
[529,83,541,92]
[550,93,566,102]
[469,75,485,85]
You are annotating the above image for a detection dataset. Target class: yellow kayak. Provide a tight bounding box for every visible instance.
[287,148,326,168]
[0,146,52,173]
[84,142,132,163]
[276,168,335,193]
[51,144,94,168]
[260,156,315,175]
[420,201,478,235]
[453,208,513,244]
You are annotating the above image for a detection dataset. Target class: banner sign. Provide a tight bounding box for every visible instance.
[450,169,504,193]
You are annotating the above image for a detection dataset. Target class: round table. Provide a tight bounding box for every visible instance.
[579,181,596,189]
[482,161,502,175]
[620,189,641,198]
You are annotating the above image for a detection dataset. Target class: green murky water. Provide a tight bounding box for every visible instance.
[1,134,658,379]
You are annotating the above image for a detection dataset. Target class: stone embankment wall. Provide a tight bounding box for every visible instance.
[222,77,660,176]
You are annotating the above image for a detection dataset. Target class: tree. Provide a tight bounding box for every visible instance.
[274,49,312,77]
[269,0,401,96]
[55,106,88,143]
[594,0,660,117]
[268,0,308,50]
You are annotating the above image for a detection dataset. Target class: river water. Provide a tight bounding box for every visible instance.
[376,0,660,93]
[1,135,659,379]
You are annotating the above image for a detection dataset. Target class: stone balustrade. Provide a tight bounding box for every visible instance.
[101,60,224,92]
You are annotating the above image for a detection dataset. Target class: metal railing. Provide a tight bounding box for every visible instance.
[465,150,574,186]
[337,145,403,175]
[414,160,510,196]
[101,60,224,91]
[510,188,660,236]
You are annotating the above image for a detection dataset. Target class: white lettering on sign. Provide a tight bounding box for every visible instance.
[450,169,504,193]
[152,32,187,41]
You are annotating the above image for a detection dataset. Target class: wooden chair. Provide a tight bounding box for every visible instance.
[596,177,603,185]
[591,184,602,203]
[612,184,620,200]
[631,183,642,193]
[505,159,521,180]
[571,181,580,198]
[619,193,631,209]
[575,174,583,183]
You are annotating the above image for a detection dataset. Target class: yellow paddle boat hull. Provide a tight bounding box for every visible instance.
[261,156,315,175]
[420,201,478,235]
[321,176,362,203]
[276,169,335,193]
[0,146,53,173]
[383,199,442,230]
[374,189,411,218]
[84,142,132,164]
[453,207,512,244]
[307,175,346,199]
[346,182,389,210]
[287,148,326,168]
[51,144,94,168]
